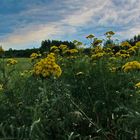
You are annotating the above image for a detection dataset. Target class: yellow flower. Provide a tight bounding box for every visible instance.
[105,31,115,36]
[122,61,140,72]
[50,46,59,53]
[115,51,130,58]
[59,44,67,50]
[7,59,18,65]
[136,41,140,48]
[91,52,104,60]
[128,47,137,54]
[135,82,140,88]
[86,34,95,39]
[64,49,78,54]
[92,39,102,46]
[33,53,62,79]
[121,41,132,48]
[92,46,103,54]
[30,53,40,60]
[50,46,58,50]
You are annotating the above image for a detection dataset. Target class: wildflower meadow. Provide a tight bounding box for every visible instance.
[0,32,140,140]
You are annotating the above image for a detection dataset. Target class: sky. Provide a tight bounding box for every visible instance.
[0,0,140,50]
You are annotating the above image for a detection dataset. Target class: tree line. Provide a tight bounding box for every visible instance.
[2,34,140,58]
[127,34,140,46]
[3,40,75,58]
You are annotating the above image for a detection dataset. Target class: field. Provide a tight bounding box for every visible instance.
[0,36,140,140]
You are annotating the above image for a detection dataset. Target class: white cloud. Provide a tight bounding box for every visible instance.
[1,23,76,49]
[1,0,140,49]
[117,24,140,40]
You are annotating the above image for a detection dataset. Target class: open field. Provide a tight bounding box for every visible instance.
[0,39,140,140]
[0,0,140,139]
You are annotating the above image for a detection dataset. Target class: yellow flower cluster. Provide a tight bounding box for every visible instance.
[50,46,58,50]
[50,46,59,53]
[92,46,103,54]
[59,44,67,51]
[91,46,106,60]
[128,46,138,54]
[121,41,132,48]
[114,41,140,58]
[105,31,115,36]
[33,53,62,78]
[50,45,68,53]
[64,49,78,54]
[30,53,41,60]
[86,34,95,39]
[115,51,130,58]
[135,82,140,88]
[92,39,102,46]
[136,41,140,48]
[122,61,140,72]
[7,59,18,66]
[91,52,104,60]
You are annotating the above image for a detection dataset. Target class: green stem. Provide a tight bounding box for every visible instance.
[66,94,110,140]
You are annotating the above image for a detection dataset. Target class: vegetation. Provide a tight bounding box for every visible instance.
[3,40,75,58]
[127,34,140,46]
[0,32,140,140]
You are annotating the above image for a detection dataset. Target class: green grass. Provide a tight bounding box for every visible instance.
[0,51,140,139]
[13,58,31,71]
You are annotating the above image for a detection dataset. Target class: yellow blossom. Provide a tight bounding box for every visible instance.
[122,61,140,72]
[30,53,41,60]
[121,41,132,48]
[33,53,62,79]
[136,41,140,48]
[50,46,59,53]
[64,49,78,54]
[7,59,18,65]
[135,82,140,88]
[86,34,95,39]
[91,52,104,60]
[115,51,130,58]
[59,44,67,50]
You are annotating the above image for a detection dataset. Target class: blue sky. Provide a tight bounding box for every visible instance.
[0,0,140,50]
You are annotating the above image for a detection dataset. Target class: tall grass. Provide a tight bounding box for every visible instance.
[0,38,140,139]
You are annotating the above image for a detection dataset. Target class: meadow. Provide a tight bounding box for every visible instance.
[0,32,140,140]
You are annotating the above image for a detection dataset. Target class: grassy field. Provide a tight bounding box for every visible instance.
[10,58,31,71]
[0,39,140,140]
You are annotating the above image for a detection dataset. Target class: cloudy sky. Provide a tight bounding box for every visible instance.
[0,0,140,50]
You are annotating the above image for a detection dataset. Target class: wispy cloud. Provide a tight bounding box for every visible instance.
[0,0,140,49]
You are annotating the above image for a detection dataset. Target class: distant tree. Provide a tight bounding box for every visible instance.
[39,39,75,53]
[5,48,39,58]
[4,40,75,58]
[127,34,140,46]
